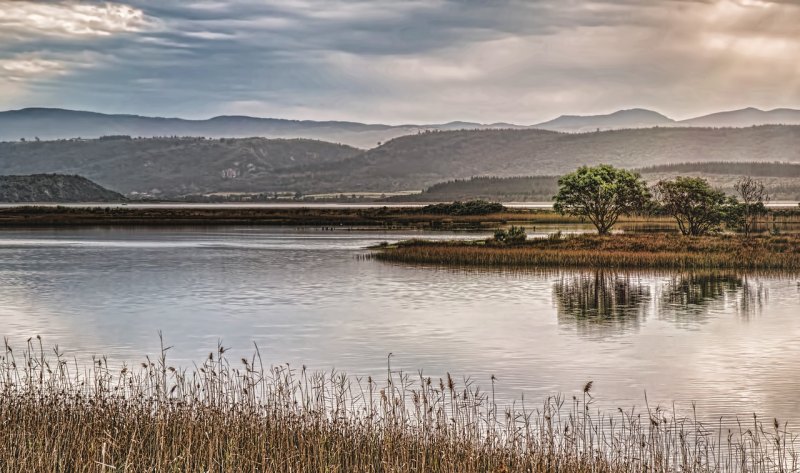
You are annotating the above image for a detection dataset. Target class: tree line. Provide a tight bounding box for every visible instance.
[554,165,770,237]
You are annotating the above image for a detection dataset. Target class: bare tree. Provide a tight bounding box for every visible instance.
[734,176,770,237]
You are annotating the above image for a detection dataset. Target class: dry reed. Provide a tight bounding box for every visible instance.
[0,336,797,472]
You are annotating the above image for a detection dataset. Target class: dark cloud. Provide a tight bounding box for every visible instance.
[0,0,798,122]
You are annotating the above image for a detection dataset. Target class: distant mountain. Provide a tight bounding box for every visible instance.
[679,108,800,128]
[0,108,508,149]
[533,108,675,132]
[3,107,800,148]
[0,174,124,202]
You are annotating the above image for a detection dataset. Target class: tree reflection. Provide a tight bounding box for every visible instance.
[553,271,651,336]
[659,272,767,324]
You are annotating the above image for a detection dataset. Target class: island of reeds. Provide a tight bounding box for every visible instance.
[372,233,800,270]
[1,337,796,472]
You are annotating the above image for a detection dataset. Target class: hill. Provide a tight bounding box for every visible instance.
[679,108,800,128]
[0,108,510,149]
[533,108,675,132]
[0,137,361,197]
[304,126,800,192]
[0,174,124,202]
[1,127,799,197]
[387,162,800,203]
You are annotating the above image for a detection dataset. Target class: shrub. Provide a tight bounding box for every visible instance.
[494,225,527,244]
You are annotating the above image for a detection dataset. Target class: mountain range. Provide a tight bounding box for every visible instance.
[2,107,800,148]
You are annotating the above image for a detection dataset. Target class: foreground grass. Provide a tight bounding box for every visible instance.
[372,234,800,270]
[0,338,796,472]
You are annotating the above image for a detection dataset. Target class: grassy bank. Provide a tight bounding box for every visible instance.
[0,339,795,472]
[372,234,800,270]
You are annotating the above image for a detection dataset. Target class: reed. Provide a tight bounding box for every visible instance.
[0,336,796,472]
[372,234,800,270]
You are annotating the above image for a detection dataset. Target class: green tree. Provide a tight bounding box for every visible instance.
[733,176,770,237]
[655,177,734,236]
[553,165,650,235]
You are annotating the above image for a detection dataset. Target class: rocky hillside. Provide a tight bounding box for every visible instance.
[0,174,125,202]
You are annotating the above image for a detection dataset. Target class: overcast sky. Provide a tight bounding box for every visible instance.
[0,0,798,124]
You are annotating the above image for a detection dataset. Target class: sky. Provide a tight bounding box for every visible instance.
[0,0,798,124]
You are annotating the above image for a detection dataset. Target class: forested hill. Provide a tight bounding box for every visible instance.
[0,137,361,197]
[305,126,800,191]
[388,162,800,203]
[0,174,124,202]
[0,127,798,196]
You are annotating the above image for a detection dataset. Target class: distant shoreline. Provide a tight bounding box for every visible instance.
[0,205,574,228]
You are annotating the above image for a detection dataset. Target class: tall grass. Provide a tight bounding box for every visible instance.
[373,234,800,270]
[0,336,797,471]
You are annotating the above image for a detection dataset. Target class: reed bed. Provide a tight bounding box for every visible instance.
[372,234,800,270]
[1,337,797,472]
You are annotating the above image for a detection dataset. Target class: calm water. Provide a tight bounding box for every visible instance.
[2,226,800,423]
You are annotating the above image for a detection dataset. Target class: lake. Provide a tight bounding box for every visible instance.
[1,226,799,425]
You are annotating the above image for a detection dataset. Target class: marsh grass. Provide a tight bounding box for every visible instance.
[372,234,800,270]
[1,336,797,472]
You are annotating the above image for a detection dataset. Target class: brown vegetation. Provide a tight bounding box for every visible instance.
[372,234,800,270]
[1,338,796,471]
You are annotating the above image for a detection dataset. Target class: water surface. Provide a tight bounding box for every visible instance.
[1,226,799,424]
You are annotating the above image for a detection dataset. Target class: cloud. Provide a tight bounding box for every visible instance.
[1,56,66,79]
[0,1,151,38]
[0,0,798,123]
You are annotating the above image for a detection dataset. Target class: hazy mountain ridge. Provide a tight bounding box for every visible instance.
[0,108,506,149]
[0,174,124,202]
[2,107,800,148]
[533,108,676,132]
[679,107,800,128]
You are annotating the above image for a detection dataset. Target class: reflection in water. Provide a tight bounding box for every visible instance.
[553,271,650,337]
[554,271,769,335]
[660,273,767,325]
